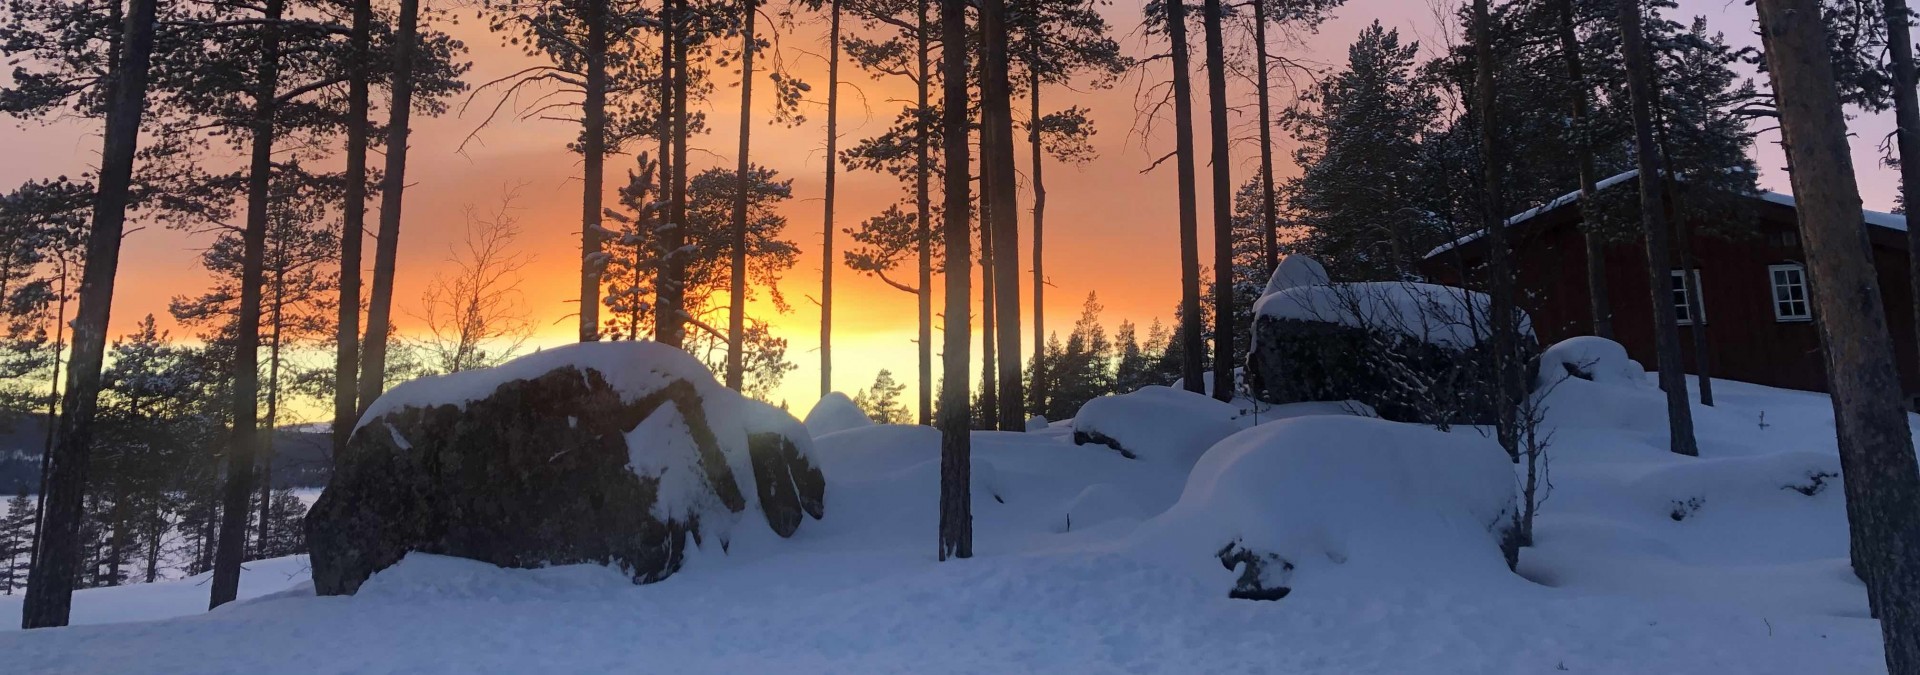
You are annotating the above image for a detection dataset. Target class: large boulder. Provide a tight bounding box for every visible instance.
[308,342,825,596]
[1246,277,1536,426]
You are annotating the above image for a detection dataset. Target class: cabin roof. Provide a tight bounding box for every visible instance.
[1422,169,1908,260]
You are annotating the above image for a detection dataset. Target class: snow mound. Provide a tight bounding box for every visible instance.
[1073,386,1246,464]
[355,341,717,430]
[1537,336,1647,389]
[1253,281,1532,349]
[1132,416,1517,599]
[1264,255,1330,296]
[1058,483,1146,533]
[355,554,635,603]
[804,392,873,437]
[1024,415,1049,432]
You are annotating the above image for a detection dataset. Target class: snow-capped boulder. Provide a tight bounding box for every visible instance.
[1131,416,1518,601]
[805,392,873,437]
[1246,281,1537,426]
[1536,336,1646,389]
[1263,255,1330,296]
[1072,386,1245,465]
[309,342,825,596]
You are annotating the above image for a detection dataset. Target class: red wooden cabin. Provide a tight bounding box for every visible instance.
[1419,171,1917,402]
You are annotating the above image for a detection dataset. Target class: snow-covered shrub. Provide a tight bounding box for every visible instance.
[1072,386,1246,465]
[1132,415,1518,600]
[804,391,874,437]
[1536,336,1646,389]
[312,342,825,596]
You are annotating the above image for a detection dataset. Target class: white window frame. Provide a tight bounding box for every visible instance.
[1769,263,1813,323]
[1671,269,1705,326]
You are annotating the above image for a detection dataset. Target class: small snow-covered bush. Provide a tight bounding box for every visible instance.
[1072,386,1245,465]
[1132,415,1518,600]
[805,392,874,437]
[1536,336,1647,389]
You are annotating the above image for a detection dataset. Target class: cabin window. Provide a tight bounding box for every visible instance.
[1769,263,1812,322]
[1671,270,1705,325]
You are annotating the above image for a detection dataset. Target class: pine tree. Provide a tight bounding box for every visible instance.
[1280,22,1437,280]
[1147,0,1205,395]
[855,370,909,424]
[1,490,35,594]
[936,0,973,562]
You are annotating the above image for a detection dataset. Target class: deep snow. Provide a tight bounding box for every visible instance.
[0,351,1899,674]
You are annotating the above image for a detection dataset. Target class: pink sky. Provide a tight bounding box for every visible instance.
[0,0,1901,416]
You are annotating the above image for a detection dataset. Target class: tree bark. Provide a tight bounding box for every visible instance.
[981,0,1022,430]
[1167,0,1204,394]
[257,274,286,555]
[21,0,157,629]
[916,0,934,426]
[1885,0,1920,407]
[357,0,421,409]
[936,0,972,561]
[1028,67,1046,416]
[657,0,690,348]
[1253,0,1277,278]
[1618,0,1697,456]
[979,200,997,424]
[1757,1,1920,670]
[580,0,609,343]
[212,0,286,609]
[332,0,371,460]
[1474,0,1523,458]
[726,0,756,392]
[821,0,840,398]
[654,0,675,343]
[1202,0,1233,402]
[1554,0,1613,340]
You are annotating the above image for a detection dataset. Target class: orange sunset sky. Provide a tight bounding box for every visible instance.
[0,0,1902,419]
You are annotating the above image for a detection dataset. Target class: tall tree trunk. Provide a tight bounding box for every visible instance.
[1252,0,1277,278]
[916,0,933,426]
[1202,0,1233,402]
[1167,0,1204,394]
[726,0,757,392]
[332,0,371,459]
[257,281,286,555]
[1617,0,1697,456]
[936,0,972,561]
[658,0,690,348]
[212,0,286,609]
[1668,186,1715,406]
[1757,1,1920,670]
[1555,0,1612,340]
[1473,0,1522,459]
[357,0,421,409]
[1028,69,1046,415]
[30,257,69,573]
[821,0,840,398]
[981,0,1022,431]
[979,209,997,424]
[580,0,609,343]
[21,0,155,629]
[1886,0,1920,403]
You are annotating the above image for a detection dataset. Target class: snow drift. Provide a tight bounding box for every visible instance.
[1132,415,1518,600]
[804,392,873,437]
[1072,386,1247,464]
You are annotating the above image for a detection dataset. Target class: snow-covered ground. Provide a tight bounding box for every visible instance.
[0,363,1897,674]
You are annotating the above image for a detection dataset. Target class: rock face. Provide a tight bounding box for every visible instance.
[308,343,825,596]
[1245,272,1536,427]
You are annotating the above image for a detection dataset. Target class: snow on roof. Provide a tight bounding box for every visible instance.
[1423,169,1908,259]
[1253,280,1534,349]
